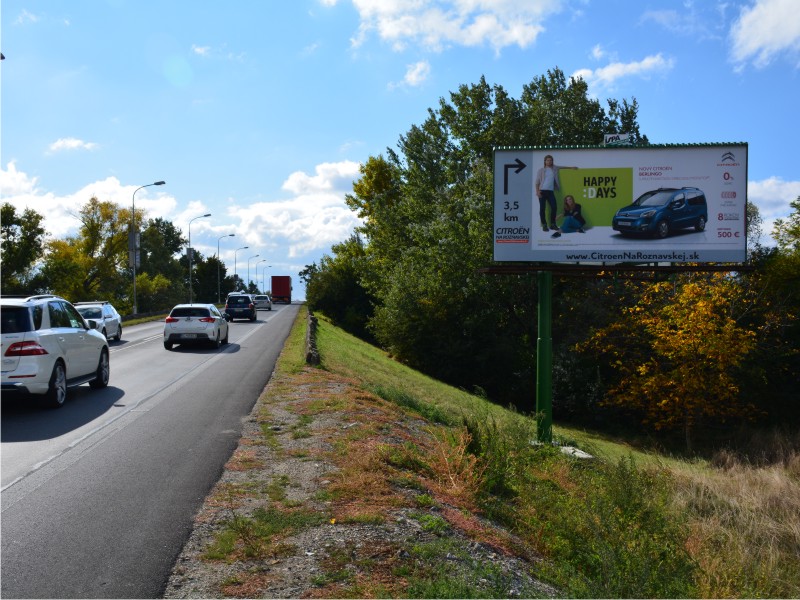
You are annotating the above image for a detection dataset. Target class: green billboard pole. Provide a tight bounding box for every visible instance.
[536,270,553,443]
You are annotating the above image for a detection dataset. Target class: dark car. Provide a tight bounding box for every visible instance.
[224,294,257,321]
[612,187,707,239]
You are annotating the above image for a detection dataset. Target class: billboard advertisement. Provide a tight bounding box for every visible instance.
[493,144,748,264]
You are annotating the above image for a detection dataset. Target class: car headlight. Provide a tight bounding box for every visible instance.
[641,209,656,218]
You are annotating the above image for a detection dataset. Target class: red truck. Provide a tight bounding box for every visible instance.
[270,275,292,304]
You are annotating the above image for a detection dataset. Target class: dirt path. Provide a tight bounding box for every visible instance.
[163,365,556,598]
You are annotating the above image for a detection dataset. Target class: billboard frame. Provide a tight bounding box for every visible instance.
[492,142,749,267]
[488,143,750,443]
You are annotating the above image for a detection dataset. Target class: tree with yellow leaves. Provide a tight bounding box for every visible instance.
[579,273,757,451]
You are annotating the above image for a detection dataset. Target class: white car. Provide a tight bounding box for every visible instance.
[253,294,272,311]
[163,304,229,350]
[1,294,110,408]
[74,301,123,341]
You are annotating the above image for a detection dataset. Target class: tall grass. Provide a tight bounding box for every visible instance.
[313,313,800,598]
[674,449,800,598]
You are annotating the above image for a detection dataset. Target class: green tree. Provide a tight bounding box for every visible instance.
[328,68,645,403]
[136,217,187,311]
[305,233,375,340]
[736,197,800,425]
[39,197,129,302]
[1,203,47,293]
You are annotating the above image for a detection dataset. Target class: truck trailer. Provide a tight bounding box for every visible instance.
[270,275,292,304]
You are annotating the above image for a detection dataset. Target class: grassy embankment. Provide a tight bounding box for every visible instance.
[201,306,799,598]
[307,308,800,598]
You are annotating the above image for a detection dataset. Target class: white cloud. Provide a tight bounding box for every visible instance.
[48,138,99,153]
[187,43,246,63]
[0,161,361,263]
[405,60,431,85]
[730,0,800,68]
[0,161,38,195]
[572,53,675,92]
[0,164,174,239]
[349,0,555,53]
[640,7,718,40]
[748,176,800,244]
[389,60,432,89]
[227,160,363,259]
[15,9,39,25]
[590,44,605,61]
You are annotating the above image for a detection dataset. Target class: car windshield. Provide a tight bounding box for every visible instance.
[1,306,32,333]
[77,307,103,319]
[171,307,210,318]
[635,191,675,207]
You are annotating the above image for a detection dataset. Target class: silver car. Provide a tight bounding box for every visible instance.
[253,294,272,311]
[163,304,229,350]
[1,294,110,408]
[74,301,123,341]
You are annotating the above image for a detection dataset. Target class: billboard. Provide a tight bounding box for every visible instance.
[493,144,748,264]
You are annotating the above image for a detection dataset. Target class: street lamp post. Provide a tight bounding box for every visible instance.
[188,213,211,303]
[262,264,272,295]
[131,180,165,314]
[234,246,249,291]
[217,234,235,303]
[255,259,267,292]
[247,254,260,293]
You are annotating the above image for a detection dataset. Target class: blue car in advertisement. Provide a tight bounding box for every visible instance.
[612,187,708,239]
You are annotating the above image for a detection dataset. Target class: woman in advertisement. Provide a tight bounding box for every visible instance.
[550,195,586,238]
[534,154,577,232]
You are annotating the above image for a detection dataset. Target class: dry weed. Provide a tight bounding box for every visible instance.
[674,451,800,597]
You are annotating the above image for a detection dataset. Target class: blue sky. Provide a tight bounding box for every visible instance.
[2,0,799,300]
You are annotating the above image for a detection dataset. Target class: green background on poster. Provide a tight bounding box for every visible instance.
[558,167,632,226]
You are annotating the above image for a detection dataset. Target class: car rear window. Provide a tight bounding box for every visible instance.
[78,307,103,319]
[229,297,250,305]
[1,306,33,334]
[171,307,211,318]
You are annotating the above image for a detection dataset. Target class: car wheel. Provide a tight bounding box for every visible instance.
[211,331,221,349]
[656,220,669,239]
[101,328,108,340]
[114,325,122,341]
[695,216,706,232]
[89,348,110,389]
[250,313,256,321]
[164,341,173,350]
[44,361,67,408]
[222,325,229,345]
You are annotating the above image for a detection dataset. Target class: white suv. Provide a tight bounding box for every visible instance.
[1,294,110,408]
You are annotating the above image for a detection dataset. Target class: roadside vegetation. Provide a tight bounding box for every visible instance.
[316,312,800,598]
[190,309,799,598]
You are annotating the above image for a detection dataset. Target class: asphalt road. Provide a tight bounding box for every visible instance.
[1,303,299,599]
